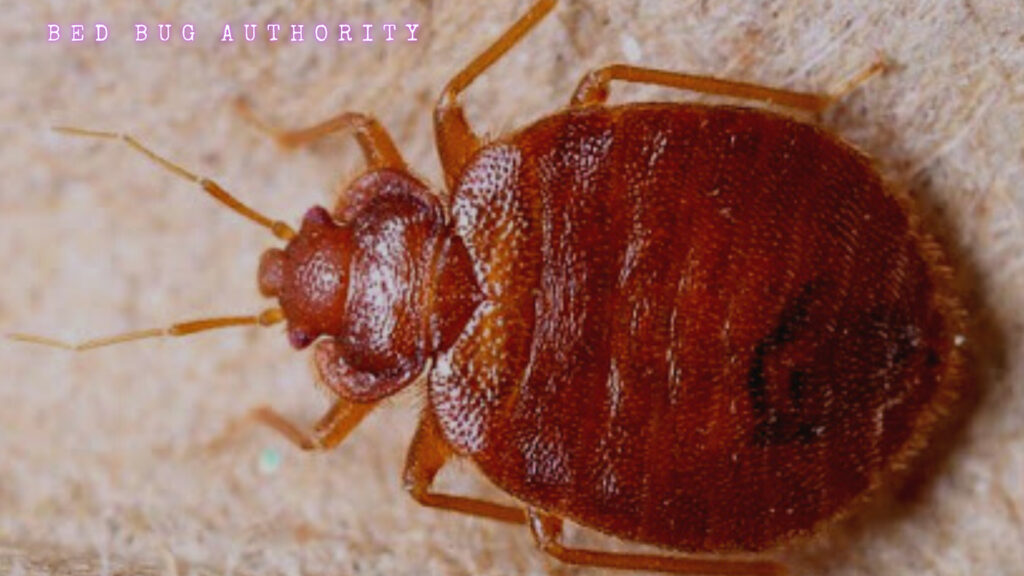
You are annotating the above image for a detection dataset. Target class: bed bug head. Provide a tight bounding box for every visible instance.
[257,205,352,350]
[258,169,457,403]
[11,128,469,407]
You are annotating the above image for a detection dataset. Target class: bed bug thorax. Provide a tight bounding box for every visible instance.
[255,170,479,403]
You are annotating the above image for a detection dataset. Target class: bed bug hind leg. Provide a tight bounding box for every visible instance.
[249,398,375,451]
[234,98,406,171]
[570,60,886,114]
[403,415,527,525]
[527,511,786,576]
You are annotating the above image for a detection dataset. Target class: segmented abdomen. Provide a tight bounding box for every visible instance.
[429,104,963,551]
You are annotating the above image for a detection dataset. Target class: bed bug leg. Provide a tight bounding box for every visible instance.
[570,60,886,114]
[403,415,527,525]
[527,511,785,576]
[248,399,375,451]
[234,97,406,170]
[434,0,557,188]
[825,57,887,103]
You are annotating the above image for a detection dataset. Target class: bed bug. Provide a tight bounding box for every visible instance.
[15,0,969,574]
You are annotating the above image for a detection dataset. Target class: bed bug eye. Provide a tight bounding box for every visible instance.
[303,205,333,226]
[288,327,314,350]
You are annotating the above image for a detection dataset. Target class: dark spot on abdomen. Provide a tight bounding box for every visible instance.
[747,281,826,447]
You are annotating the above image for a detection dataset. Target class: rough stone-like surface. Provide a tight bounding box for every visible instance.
[2,1,1021,574]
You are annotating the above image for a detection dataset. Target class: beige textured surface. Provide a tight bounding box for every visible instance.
[1,1,1022,575]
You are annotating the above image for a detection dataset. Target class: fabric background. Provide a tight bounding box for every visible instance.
[1,1,1021,575]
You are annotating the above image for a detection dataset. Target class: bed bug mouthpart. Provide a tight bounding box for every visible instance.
[14,0,969,574]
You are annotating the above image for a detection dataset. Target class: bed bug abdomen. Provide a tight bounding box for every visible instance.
[429,103,966,552]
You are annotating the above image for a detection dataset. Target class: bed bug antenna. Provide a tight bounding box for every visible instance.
[9,308,285,351]
[51,126,296,241]
[8,127,294,351]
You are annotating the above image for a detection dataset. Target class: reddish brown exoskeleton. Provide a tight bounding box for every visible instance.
[16,1,968,574]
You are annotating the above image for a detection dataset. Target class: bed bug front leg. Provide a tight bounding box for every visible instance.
[570,61,885,113]
[246,339,394,451]
[250,398,374,451]
[235,98,406,171]
[403,414,527,525]
[527,511,785,576]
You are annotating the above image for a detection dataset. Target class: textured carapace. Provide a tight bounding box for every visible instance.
[255,98,965,554]
[428,104,965,551]
[257,168,482,403]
